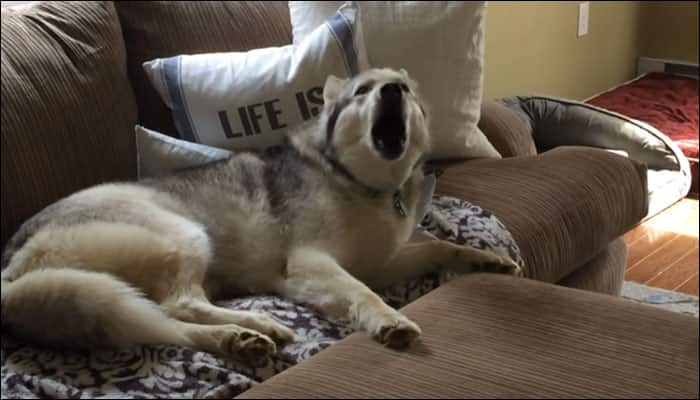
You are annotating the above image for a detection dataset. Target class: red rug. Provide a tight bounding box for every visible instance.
[587,72,699,194]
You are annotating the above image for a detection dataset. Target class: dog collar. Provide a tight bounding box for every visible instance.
[325,154,382,195]
[323,153,408,218]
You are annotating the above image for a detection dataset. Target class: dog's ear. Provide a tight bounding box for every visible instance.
[323,75,347,105]
[399,68,409,78]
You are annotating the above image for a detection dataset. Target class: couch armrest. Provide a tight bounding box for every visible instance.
[478,99,538,158]
[431,147,648,283]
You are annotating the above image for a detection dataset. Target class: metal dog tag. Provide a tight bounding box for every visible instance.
[393,191,407,218]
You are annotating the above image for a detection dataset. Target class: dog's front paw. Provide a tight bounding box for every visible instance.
[508,260,524,277]
[375,314,422,349]
[222,328,277,366]
[476,255,523,277]
[250,315,298,345]
[452,246,523,277]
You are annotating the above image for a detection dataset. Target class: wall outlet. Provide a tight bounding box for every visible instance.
[578,2,589,37]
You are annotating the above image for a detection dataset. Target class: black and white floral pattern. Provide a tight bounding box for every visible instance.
[1,196,523,399]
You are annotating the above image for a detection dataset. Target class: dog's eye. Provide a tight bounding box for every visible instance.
[399,83,410,93]
[354,85,371,96]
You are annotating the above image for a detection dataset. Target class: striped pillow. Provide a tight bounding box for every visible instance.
[142,1,367,151]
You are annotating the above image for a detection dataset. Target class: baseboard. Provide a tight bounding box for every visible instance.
[638,57,699,78]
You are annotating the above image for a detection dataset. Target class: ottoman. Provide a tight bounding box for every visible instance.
[239,274,699,398]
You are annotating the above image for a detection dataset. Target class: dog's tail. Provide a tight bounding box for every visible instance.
[1,268,187,350]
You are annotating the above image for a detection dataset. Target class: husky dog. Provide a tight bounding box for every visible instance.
[1,68,520,362]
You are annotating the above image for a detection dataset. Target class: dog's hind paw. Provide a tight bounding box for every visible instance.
[376,315,422,349]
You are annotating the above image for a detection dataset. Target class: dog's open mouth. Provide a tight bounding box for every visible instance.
[372,104,406,160]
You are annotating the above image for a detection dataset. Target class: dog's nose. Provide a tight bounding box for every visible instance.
[380,83,402,102]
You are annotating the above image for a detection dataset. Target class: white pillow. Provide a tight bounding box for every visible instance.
[289,1,500,161]
[142,2,368,151]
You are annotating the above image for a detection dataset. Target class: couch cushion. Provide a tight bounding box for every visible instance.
[1,2,138,249]
[479,99,537,158]
[433,146,648,283]
[115,1,292,137]
[238,274,698,399]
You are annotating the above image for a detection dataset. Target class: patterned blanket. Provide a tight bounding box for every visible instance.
[1,196,523,399]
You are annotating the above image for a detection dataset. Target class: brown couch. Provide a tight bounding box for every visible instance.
[1,2,697,398]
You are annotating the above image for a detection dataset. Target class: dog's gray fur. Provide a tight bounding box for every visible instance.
[1,69,520,362]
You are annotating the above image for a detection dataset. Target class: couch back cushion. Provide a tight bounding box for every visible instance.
[1,2,138,248]
[115,1,293,137]
[478,100,537,158]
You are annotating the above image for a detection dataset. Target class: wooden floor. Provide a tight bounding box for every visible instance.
[623,198,699,295]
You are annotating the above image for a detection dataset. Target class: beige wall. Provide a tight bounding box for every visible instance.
[483,2,644,100]
[641,1,699,63]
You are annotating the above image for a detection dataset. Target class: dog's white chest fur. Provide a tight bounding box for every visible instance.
[315,193,415,284]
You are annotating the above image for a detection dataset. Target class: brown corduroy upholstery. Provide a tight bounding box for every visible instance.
[115,1,292,137]
[434,146,648,283]
[558,237,628,296]
[1,2,138,249]
[238,274,699,399]
[479,99,538,157]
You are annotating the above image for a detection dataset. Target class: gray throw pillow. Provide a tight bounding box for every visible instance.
[135,125,232,179]
[135,125,434,227]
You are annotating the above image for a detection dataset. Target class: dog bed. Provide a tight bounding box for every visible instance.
[1,196,523,399]
[500,95,693,219]
[586,72,699,195]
